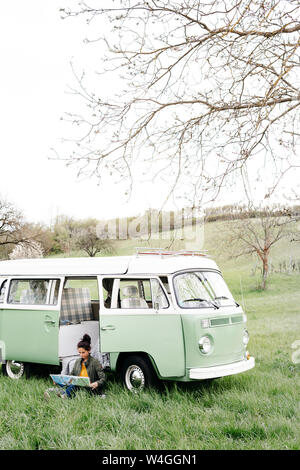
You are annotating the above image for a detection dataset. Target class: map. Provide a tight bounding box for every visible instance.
[50,374,90,387]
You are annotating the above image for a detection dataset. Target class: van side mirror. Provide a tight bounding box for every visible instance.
[154,300,160,311]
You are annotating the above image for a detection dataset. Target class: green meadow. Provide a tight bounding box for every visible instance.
[0,220,300,449]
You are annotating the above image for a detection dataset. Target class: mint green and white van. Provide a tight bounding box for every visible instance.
[0,250,254,390]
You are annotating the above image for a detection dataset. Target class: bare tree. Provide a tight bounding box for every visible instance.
[52,215,114,256]
[59,0,300,204]
[220,205,296,289]
[74,225,114,257]
[0,199,40,256]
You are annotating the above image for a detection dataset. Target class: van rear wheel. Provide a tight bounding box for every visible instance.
[2,360,28,379]
[121,355,156,392]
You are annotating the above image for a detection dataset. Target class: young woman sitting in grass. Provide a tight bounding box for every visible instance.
[44,334,106,400]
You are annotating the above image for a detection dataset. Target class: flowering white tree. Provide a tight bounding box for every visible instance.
[9,241,44,260]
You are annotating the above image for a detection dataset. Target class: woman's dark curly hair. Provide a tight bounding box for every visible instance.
[77,334,91,351]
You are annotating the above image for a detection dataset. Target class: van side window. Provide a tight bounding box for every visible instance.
[151,279,169,309]
[64,278,99,300]
[159,276,171,295]
[0,280,7,303]
[104,278,168,309]
[119,279,150,309]
[8,279,60,305]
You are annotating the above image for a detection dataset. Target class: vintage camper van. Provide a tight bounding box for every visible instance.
[0,250,255,391]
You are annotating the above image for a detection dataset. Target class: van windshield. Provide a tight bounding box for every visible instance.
[173,271,237,309]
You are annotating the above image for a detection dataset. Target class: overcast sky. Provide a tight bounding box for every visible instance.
[0,2,294,227]
[0,1,177,225]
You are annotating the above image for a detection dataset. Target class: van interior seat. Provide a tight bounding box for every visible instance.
[60,287,93,325]
[121,285,149,309]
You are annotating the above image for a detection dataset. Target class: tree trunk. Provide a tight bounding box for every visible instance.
[261,255,269,290]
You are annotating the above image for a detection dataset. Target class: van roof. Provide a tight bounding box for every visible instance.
[0,254,219,277]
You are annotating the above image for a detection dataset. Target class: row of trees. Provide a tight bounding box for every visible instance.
[204,205,300,223]
[0,200,113,260]
[1,197,300,290]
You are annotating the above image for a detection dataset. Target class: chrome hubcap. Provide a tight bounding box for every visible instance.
[6,360,25,379]
[125,365,145,391]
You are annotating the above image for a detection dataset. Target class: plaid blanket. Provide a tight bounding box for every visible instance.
[60,288,94,324]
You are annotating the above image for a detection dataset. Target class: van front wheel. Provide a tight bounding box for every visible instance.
[2,360,28,379]
[121,355,156,392]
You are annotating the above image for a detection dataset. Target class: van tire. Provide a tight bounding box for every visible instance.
[120,355,156,392]
[2,360,29,379]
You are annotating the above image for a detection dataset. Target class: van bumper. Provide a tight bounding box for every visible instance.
[189,356,255,380]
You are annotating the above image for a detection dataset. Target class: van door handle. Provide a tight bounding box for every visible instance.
[101,325,116,331]
[44,315,56,325]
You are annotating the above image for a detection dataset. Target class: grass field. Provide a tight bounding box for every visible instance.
[0,220,299,450]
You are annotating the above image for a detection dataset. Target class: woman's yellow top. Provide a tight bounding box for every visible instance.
[79,362,89,377]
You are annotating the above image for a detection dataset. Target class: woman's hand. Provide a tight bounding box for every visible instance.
[90,382,98,390]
